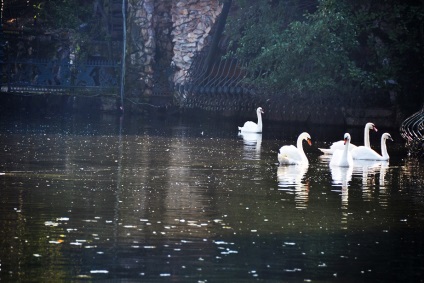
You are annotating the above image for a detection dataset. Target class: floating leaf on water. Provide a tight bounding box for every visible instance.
[283,268,302,272]
[76,275,91,279]
[44,221,59,227]
[221,249,238,255]
[143,246,156,249]
[90,270,109,274]
[123,225,137,228]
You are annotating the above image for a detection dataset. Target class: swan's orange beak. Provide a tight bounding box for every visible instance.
[373,126,378,132]
[344,137,348,145]
[307,138,312,146]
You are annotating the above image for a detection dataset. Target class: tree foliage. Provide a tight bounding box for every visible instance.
[226,0,424,108]
[32,0,92,29]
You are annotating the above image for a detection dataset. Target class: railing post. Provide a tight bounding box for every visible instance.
[119,0,126,113]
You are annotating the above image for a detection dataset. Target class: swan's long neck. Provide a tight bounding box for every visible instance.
[381,137,389,159]
[257,112,263,131]
[296,136,308,161]
[342,138,350,161]
[364,124,371,148]
[297,136,304,152]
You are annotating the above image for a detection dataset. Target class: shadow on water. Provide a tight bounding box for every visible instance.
[0,112,422,282]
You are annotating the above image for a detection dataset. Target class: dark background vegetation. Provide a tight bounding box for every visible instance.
[225,0,424,113]
[2,0,424,113]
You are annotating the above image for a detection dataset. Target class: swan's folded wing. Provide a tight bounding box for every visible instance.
[328,141,357,152]
[239,121,258,132]
[318,140,345,155]
[351,146,380,160]
[330,141,346,151]
[279,145,297,154]
[329,149,343,166]
[279,145,303,163]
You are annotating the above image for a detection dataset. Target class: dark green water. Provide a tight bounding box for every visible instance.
[0,113,423,282]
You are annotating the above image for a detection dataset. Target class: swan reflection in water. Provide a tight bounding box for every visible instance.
[353,160,389,187]
[238,132,262,160]
[277,164,309,209]
[379,161,389,187]
[330,165,353,206]
[352,160,390,203]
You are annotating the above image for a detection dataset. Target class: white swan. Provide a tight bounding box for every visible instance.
[351,133,393,161]
[330,133,354,167]
[319,122,378,154]
[238,107,264,133]
[278,132,312,165]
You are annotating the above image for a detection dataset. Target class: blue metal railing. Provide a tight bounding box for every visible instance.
[1,28,122,96]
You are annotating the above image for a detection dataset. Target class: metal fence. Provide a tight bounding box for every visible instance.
[400,107,424,158]
[173,50,266,112]
[1,31,122,96]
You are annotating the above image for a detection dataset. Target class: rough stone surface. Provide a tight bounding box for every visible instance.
[126,0,223,97]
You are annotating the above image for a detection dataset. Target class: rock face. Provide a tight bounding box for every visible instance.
[171,0,222,84]
[126,0,223,97]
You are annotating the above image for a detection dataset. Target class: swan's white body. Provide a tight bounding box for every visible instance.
[238,107,264,133]
[278,132,312,165]
[351,133,393,161]
[330,133,354,167]
[319,122,378,155]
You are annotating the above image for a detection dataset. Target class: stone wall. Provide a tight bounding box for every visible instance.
[127,0,157,96]
[126,0,223,97]
[171,0,223,84]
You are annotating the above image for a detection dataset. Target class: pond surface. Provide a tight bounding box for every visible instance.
[0,113,423,282]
